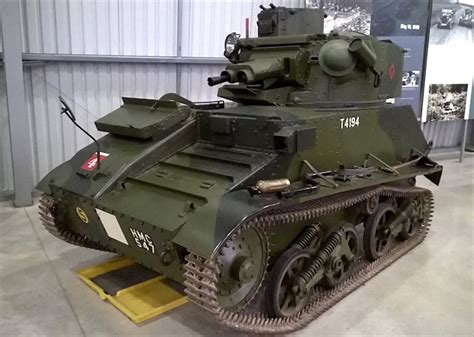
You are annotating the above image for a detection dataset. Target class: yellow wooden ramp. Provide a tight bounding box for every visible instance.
[77,257,188,324]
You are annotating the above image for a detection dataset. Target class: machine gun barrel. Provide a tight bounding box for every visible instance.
[207,73,231,86]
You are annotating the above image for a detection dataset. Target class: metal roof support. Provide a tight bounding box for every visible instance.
[176,0,184,95]
[19,53,227,65]
[1,1,33,206]
[459,119,468,163]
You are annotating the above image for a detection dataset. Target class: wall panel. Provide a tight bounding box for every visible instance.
[181,0,305,57]
[423,120,465,148]
[20,0,177,56]
[179,64,223,101]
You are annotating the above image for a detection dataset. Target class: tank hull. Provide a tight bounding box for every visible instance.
[37,103,442,286]
[36,6,443,332]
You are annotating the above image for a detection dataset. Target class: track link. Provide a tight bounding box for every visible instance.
[39,194,109,251]
[184,184,434,333]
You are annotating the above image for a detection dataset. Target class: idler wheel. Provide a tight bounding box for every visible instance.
[360,195,379,215]
[215,227,269,311]
[364,203,396,260]
[399,197,425,240]
[324,224,359,288]
[266,247,311,317]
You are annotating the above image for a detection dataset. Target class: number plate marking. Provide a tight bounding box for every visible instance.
[340,116,360,129]
[129,228,156,254]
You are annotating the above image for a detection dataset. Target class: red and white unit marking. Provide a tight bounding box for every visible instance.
[81,152,109,171]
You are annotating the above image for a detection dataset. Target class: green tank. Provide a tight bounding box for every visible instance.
[37,5,442,333]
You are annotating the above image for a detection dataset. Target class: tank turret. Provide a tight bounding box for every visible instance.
[210,7,402,106]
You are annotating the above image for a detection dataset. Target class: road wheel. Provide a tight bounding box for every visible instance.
[266,247,312,317]
[363,203,396,261]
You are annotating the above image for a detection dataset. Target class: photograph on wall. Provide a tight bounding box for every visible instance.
[426,83,468,121]
[429,0,473,45]
[402,70,421,87]
[306,0,372,34]
[370,0,430,36]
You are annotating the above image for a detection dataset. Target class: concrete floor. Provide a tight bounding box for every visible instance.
[1,153,473,337]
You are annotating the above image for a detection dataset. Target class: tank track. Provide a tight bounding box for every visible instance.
[39,194,110,251]
[183,184,434,334]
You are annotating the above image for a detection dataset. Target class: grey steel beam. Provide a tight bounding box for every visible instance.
[459,119,468,163]
[0,60,45,68]
[1,1,34,206]
[176,0,184,94]
[2,52,228,65]
[21,53,228,65]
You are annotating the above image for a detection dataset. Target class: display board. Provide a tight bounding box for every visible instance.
[421,0,474,122]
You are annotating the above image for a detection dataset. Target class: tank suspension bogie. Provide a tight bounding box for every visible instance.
[323,224,359,288]
[297,228,343,293]
[266,190,427,319]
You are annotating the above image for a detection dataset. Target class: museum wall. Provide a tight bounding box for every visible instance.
[19,1,178,56]
[18,0,303,57]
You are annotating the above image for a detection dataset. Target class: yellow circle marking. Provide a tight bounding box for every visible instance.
[75,207,89,224]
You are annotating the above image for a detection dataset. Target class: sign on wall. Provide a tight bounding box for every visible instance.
[421,0,474,122]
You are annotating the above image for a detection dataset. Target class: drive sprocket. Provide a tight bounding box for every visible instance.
[39,194,110,251]
[215,226,270,311]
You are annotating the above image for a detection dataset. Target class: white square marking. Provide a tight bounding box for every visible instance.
[95,209,129,245]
